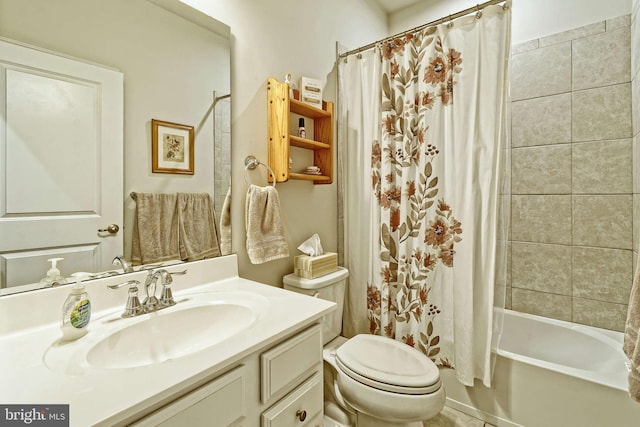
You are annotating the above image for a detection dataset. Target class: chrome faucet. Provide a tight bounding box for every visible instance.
[109,269,186,317]
[112,255,134,273]
[143,269,187,312]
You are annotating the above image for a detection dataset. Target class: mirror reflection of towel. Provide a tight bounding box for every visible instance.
[245,185,288,264]
[177,192,221,261]
[131,193,180,265]
[131,192,221,265]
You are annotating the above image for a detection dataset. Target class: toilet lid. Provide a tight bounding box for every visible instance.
[335,334,441,395]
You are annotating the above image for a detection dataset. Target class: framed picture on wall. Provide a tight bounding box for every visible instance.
[151,119,194,175]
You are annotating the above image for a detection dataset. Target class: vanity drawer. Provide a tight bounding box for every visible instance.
[261,373,322,427]
[261,324,322,403]
[130,365,245,427]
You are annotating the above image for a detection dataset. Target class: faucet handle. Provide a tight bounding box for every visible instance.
[158,270,187,307]
[109,280,144,318]
[108,279,138,290]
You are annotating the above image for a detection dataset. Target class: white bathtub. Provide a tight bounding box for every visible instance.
[442,309,640,427]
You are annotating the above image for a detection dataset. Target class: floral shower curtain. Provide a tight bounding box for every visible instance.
[339,3,511,386]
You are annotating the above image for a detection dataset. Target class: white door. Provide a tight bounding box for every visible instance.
[0,39,123,293]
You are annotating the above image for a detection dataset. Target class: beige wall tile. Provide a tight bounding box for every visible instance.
[633,74,640,135]
[606,14,631,30]
[511,94,572,148]
[572,247,632,303]
[511,242,571,295]
[507,241,511,287]
[511,288,571,321]
[512,145,571,194]
[572,138,632,194]
[497,195,510,242]
[635,196,640,252]
[634,134,640,193]
[573,27,630,91]
[495,239,509,287]
[512,39,539,55]
[573,84,632,142]
[505,285,512,309]
[501,150,511,194]
[572,298,627,331]
[632,4,640,78]
[512,195,572,244]
[539,21,604,47]
[573,195,633,249]
[511,42,571,101]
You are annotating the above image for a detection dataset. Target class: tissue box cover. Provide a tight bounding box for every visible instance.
[294,252,337,279]
[300,76,323,108]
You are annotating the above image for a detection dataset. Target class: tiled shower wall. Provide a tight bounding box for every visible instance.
[507,14,636,331]
[634,3,640,312]
[213,96,231,228]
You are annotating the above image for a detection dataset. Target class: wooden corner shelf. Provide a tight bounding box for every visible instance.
[267,77,334,184]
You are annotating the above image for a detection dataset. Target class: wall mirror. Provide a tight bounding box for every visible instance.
[0,0,231,295]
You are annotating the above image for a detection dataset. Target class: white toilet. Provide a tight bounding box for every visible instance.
[283,267,445,427]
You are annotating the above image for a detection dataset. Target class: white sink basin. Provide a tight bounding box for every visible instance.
[44,290,269,373]
[88,304,254,369]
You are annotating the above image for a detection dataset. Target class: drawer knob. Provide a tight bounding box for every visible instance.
[296,409,307,422]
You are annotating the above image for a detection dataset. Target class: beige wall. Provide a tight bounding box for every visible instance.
[182,0,388,286]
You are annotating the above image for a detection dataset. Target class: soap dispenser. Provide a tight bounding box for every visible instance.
[39,258,68,287]
[61,273,92,342]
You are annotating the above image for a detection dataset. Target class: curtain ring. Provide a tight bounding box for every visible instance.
[357,53,362,59]
[475,4,483,19]
[446,15,453,29]
[502,2,510,10]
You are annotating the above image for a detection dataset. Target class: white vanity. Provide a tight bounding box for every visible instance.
[0,255,335,426]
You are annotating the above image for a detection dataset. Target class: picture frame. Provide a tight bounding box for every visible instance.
[151,119,194,175]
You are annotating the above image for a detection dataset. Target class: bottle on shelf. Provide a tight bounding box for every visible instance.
[298,118,306,138]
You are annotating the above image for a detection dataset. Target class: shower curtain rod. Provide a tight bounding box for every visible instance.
[214,92,230,102]
[338,0,507,59]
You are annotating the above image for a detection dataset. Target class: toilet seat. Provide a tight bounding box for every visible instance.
[335,334,441,395]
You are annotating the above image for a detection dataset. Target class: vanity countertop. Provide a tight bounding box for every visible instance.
[0,255,335,426]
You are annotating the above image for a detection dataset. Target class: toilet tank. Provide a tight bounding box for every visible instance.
[283,267,349,344]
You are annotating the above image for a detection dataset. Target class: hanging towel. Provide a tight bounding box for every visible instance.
[177,193,221,261]
[624,250,640,401]
[131,193,180,265]
[220,186,232,255]
[245,184,289,264]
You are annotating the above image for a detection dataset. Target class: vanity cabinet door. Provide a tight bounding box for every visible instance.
[260,324,322,403]
[130,365,245,427]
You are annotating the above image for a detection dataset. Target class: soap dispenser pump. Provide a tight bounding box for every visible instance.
[39,258,68,287]
[61,273,92,342]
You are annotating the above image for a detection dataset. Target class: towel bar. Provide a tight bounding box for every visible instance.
[244,155,276,187]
